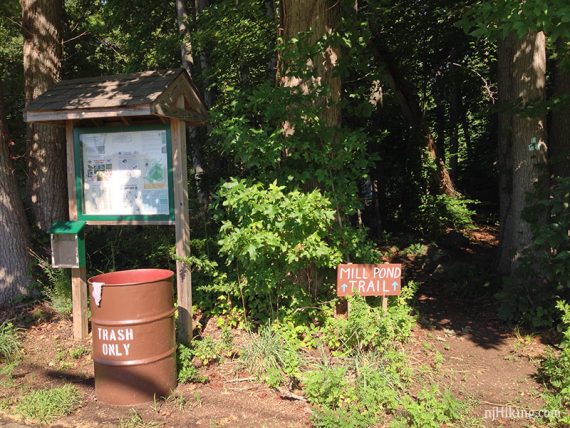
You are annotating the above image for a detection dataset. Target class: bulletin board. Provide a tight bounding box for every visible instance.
[74,125,174,222]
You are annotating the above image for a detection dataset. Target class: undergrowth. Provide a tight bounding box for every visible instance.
[539,300,570,426]
[0,321,21,362]
[15,384,81,423]
[34,253,72,316]
[239,326,300,388]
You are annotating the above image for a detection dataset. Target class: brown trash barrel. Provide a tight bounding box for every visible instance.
[88,269,177,405]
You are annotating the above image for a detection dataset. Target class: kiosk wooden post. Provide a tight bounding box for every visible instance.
[24,70,207,342]
[66,121,89,339]
[172,95,192,344]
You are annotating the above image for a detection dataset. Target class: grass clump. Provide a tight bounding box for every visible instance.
[15,384,81,423]
[0,321,21,361]
[239,326,300,388]
[119,409,161,428]
[34,254,72,316]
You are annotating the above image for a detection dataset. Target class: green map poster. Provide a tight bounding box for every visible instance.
[80,129,170,216]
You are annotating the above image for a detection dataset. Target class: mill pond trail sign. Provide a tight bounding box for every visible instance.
[336,263,402,297]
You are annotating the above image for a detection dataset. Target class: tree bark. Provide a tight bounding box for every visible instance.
[449,81,461,182]
[497,32,548,275]
[549,39,570,178]
[22,0,67,231]
[278,0,341,295]
[0,80,32,305]
[176,0,194,73]
[279,0,341,127]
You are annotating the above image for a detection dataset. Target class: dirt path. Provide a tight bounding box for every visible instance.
[0,317,311,427]
[407,227,548,426]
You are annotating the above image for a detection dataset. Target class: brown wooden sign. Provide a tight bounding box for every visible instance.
[337,263,402,297]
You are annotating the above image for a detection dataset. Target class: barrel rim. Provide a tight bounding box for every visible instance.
[88,268,174,286]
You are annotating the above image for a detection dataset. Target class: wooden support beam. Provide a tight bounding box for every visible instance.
[171,97,192,344]
[66,121,89,340]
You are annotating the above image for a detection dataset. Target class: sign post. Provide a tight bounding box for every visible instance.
[336,263,402,312]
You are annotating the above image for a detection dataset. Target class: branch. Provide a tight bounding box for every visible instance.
[451,62,496,104]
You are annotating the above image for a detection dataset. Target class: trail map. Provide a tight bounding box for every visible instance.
[80,129,170,216]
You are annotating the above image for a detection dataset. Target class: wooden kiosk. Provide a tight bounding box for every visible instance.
[24,69,207,343]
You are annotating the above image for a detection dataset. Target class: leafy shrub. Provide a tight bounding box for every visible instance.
[176,344,208,384]
[0,321,21,362]
[498,177,570,327]
[311,407,377,428]
[35,256,72,316]
[303,365,353,410]
[540,301,570,412]
[15,384,81,423]
[239,326,300,388]
[215,179,343,319]
[304,349,418,427]
[416,193,476,236]
[324,282,417,355]
[390,386,465,428]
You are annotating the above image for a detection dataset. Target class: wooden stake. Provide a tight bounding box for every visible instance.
[171,96,192,344]
[66,121,89,340]
[382,295,388,312]
[71,267,88,339]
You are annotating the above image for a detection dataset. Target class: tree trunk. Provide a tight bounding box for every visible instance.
[0,80,32,305]
[549,39,570,178]
[449,81,461,182]
[279,0,341,295]
[177,0,209,209]
[497,32,548,275]
[22,0,67,231]
[176,0,194,73]
[279,0,341,127]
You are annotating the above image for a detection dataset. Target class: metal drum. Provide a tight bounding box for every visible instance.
[88,269,177,405]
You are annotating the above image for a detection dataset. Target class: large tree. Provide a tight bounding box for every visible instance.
[497,31,548,274]
[0,79,32,304]
[22,0,67,231]
[279,0,341,128]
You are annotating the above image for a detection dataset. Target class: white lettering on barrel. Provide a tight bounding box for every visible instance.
[98,328,134,357]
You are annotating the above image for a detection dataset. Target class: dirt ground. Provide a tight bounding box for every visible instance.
[0,226,554,427]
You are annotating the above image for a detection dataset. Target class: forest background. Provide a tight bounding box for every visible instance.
[1,0,570,425]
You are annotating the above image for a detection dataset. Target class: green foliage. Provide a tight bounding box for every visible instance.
[69,346,89,359]
[324,283,417,355]
[0,322,21,362]
[215,179,345,319]
[15,384,81,423]
[390,386,466,428]
[311,407,377,428]
[498,178,570,327]
[192,0,275,103]
[177,331,233,384]
[303,347,464,428]
[42,266,73,317]
[303,365,353,409]
[461,0,570,41]
[176,344,208,384]
[191,336,228,366]
[119,409,161,428]
[416,194,476,235]
[239,326,300,388]
[540,301,570,411]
